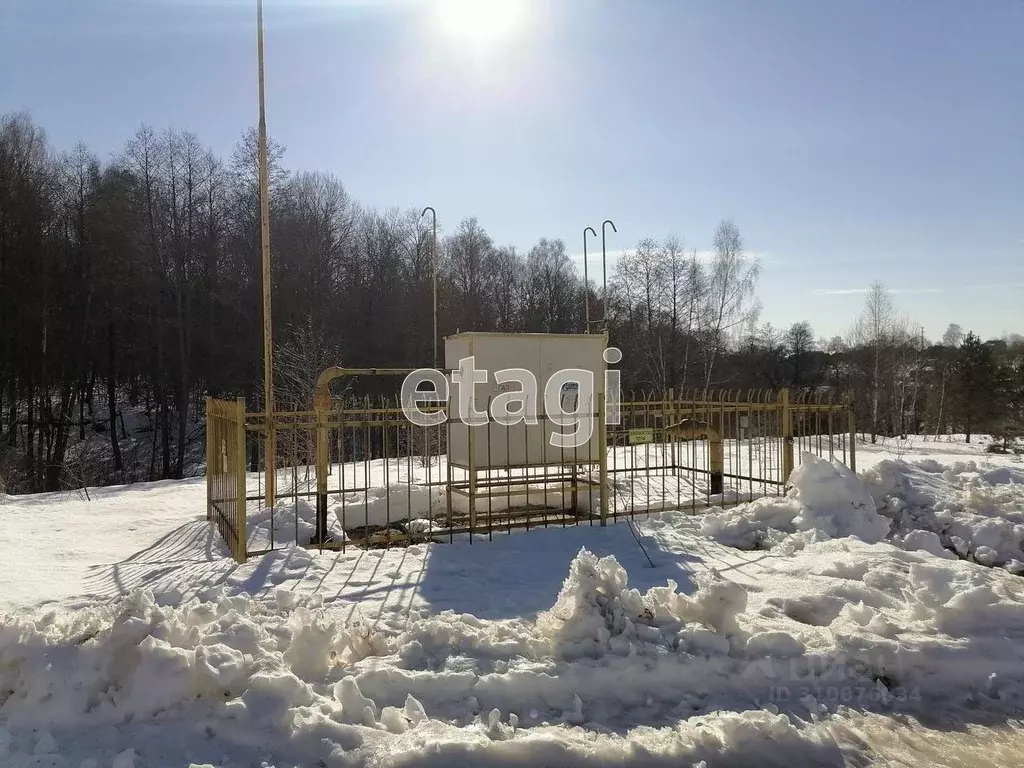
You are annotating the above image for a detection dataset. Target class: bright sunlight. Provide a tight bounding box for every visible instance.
[434,0,527,47]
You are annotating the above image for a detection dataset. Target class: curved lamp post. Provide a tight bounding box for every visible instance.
[421,206,438,367]
[601,219,617,327]
[583,226,597,332]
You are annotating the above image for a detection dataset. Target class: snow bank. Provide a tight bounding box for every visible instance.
[335,483,445,529]
[6,526,1024,766]
[247,498,320,547]
[0,555,850,767]
[446,480,604,517]
[702,453,890,551]
[4,439,1024,766]
[0,585,392,766]
[246,485,447,547]
[536,548,747,659]
[863,459,1024,571]
[333,478,605,529]
[701,452,1024,572]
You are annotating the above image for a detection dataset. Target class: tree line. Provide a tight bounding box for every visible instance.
[1,112,1021,493]
[732,286,1024,448]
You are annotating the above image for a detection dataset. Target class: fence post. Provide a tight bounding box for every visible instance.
[848,394,857,473]
[780,388,794,483]
[598,391,608,526]
[205,397,213,522]
[668,388,677,475]
[708,429,725,495]
[467,426,477,533]
[234,397,248,563]
[265,421,276,513]
[314,405,330,545]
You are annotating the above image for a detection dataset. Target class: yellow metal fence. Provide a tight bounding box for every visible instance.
[205,397,247,562]
[205,389,854,562]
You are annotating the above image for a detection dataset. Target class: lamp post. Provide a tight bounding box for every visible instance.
[421,206,438,367]
[601,219,617,328]
[257,0,275,509]
[583,226,596,332]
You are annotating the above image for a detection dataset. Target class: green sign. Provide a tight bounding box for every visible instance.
[629,428,655,445]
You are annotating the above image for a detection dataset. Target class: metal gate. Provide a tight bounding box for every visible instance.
[205,397,247,562]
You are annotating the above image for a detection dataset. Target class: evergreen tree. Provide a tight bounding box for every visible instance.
[955,332,998,443]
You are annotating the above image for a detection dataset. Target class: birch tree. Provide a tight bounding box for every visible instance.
[702,219,760,390]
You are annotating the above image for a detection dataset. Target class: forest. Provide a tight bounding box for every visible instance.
[1,112,1022,493]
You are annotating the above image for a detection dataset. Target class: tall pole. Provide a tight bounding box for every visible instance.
[421,207,438,367]
[257,0,275,509]
[583,226,596,332]
[601,219,617,328]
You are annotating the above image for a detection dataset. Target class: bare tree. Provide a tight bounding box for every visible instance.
[942,323,964,348]
[523,238,579,333]
[785,321,816,389]
[849,282,910,443]
[702,219,760,390]
[446,217,494,332]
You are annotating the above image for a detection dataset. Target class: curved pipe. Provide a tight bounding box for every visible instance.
[312,366,348,543]
[601,219,616,326]
[312,366,420,543]
[421,207,438,367]
[583,226,597,331]
[314,366,347,413]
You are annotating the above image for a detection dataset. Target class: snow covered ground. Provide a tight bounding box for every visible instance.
[1,436,1023,767]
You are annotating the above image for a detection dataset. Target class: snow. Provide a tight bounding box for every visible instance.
[863,457,1024,570]
[334,483,446,530]
[701,448,1024,571]
[701,452,891,551]
[1,435,1023,765]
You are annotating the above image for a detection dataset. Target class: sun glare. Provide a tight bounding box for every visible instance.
[435,0,526,46]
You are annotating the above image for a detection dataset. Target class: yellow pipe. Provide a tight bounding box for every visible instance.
[311,367,424,543]
[666,418,724,495]
[311,367,349,544]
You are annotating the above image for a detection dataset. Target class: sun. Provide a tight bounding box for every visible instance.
[435,0,526,46]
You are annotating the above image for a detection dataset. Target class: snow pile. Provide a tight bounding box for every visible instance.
[863,459,1024,571]
[446,480,604,516]
[702,453,890,551]
[702,452,1024,570]
[4,434,1024,766]
[536,548,747,659]
[7,521,1024,765]
[0,585,394,766]
[713,531,1024,717]
[0,558,856,767]
[247,498,322,547]
[1,588,342,729]
[335,483,445,529]
[247,485,447,547]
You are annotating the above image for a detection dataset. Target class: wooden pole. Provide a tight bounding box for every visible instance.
[257,0,276,510]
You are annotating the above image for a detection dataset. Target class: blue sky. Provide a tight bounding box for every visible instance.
[3,0,1022,341]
